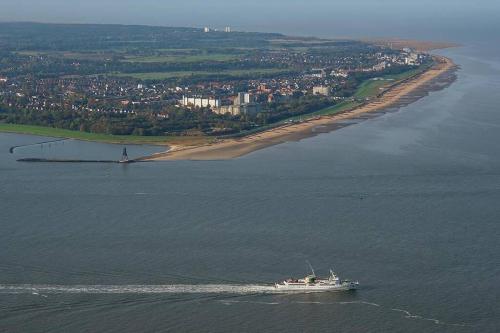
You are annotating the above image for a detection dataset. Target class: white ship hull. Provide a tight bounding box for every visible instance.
[274,267,358,293]
[274,281,358,293]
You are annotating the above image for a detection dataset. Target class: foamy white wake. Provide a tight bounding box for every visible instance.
[0,284,277,295]
[0,285,472,327]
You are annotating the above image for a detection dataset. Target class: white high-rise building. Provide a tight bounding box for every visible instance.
[181,96,221,108]
[213,92,260,116]
[224,26,231,33]
[234,92,252,105]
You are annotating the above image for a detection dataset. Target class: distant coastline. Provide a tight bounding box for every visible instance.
[363,39,460,52]
[142,55,457,161]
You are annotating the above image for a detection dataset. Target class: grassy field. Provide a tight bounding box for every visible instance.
[0,123,211,146]
[280,100,363,123]
[354,66,431,99]
[113,68,291,80]
[122,54,240,63]
[311,101,363,116]
[355,79,394,99]
[16,51,43,56]
[17,51,118,61]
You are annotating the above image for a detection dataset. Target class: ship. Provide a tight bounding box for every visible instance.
[274,264,358,292]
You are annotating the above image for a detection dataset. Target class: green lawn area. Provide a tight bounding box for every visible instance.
[0,123,211,145]
[311,101,362,116]
[354,65,432,99]
[280,100,363,123]
[17,50,115,60]
[16,51,43,56]
[355,79,394,99]
[122,54,240,63]
[112,68,291,80]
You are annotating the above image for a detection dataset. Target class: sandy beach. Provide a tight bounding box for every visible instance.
[145,55,456,161]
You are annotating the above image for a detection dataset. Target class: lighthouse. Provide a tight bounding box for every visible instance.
[120,147,129,163]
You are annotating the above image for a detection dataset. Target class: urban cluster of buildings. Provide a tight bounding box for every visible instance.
[181,92,261,116]
[203,26,231,33]
[214,92,262,116]
[0,46,428,119]
[181,96,221,108]
[175,48,427,114]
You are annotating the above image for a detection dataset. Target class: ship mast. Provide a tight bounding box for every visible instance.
[306,260,316,277]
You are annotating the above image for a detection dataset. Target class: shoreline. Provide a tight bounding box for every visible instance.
[0,124,213,147]
[144,55,457,161]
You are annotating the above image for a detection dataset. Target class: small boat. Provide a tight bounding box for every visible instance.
[274,264,358,292]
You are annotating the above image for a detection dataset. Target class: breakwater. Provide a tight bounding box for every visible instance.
[9,138,69,154]
[17,158,140,163]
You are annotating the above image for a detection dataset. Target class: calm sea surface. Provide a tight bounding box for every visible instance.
[1,44,500,332]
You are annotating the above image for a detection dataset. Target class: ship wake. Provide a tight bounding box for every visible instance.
[0,284,277,295]
[1,284,472,327]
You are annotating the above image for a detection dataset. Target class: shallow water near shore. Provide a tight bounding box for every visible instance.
[1,44,500,332]
[7,137,166,161]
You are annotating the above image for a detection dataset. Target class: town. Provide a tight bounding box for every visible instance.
[0,23,430,136]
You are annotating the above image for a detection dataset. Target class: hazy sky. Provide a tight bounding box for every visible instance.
[2,0,499,41]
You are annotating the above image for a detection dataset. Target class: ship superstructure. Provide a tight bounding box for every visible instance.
[274,265,358,292]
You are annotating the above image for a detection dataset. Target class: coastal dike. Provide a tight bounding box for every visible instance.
[144,55,458,161]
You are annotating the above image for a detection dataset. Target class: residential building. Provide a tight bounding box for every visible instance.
[313,86,331,96]
[181,96,221,108]
[213,92,260,115]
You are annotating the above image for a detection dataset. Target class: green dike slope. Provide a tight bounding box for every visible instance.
[0,123,210,145]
